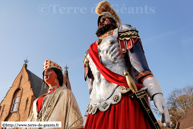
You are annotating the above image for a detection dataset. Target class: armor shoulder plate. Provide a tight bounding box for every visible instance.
[118,24,139,40]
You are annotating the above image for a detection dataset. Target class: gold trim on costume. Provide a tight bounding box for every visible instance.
[118,30,139,40]
[99,29,114,40]
[136,71,153,81]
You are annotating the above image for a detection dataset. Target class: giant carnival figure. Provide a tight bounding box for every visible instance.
[26,59,83,129]
[83,1,171,129]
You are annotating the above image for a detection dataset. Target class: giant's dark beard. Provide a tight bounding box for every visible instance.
[96,23,117,37]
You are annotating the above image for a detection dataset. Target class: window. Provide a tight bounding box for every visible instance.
[0,105,4,117]
[25,97,28,110]
[11,97,20,112]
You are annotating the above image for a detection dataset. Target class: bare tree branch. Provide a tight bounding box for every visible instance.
[167,85,193,128]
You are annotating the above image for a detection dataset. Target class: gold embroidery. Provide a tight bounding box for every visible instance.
[100,29,114,39]
[97,39,103,45]
[87,105,93,112]
[92,106,97,114]
[102,102,108,109]
[136,71,153,81]
[113,95,119,102]
[118,30,139,40]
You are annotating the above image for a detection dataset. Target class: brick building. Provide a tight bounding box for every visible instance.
[0,64,47,126]
[0,63,71,127]
[176,106,193,129]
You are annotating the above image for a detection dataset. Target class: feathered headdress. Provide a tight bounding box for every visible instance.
[95,1,121,27]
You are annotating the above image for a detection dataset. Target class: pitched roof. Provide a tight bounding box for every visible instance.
[26,68,47,97]
[0,64,47,102]
[176,106,193,129]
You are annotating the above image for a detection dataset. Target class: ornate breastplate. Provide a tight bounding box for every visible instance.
[86,29,131,114]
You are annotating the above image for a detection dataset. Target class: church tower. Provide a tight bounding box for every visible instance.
[63,65,72,90]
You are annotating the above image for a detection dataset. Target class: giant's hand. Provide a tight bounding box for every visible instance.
[143,77,171,128]
[99,39,119,63]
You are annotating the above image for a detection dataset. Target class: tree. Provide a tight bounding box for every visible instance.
[167,85,193,128]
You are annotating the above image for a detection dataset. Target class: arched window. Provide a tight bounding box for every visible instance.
[10,88,22,113]
[10,97,20,112]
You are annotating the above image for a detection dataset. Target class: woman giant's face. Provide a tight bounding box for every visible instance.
[43,68,58,85]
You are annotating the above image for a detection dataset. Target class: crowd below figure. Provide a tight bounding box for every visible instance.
[26,59,83,129]
[83,1,171,129]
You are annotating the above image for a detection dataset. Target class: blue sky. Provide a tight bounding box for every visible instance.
[0,0,193,120]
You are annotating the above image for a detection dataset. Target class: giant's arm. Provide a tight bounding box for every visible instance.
[127,37,171,127]
[127,39,153,83]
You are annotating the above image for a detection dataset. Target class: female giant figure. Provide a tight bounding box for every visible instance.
[27,59,83,129]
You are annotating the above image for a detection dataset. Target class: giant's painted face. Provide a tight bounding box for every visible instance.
[43,68,58,85]
[98,17,112,29]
